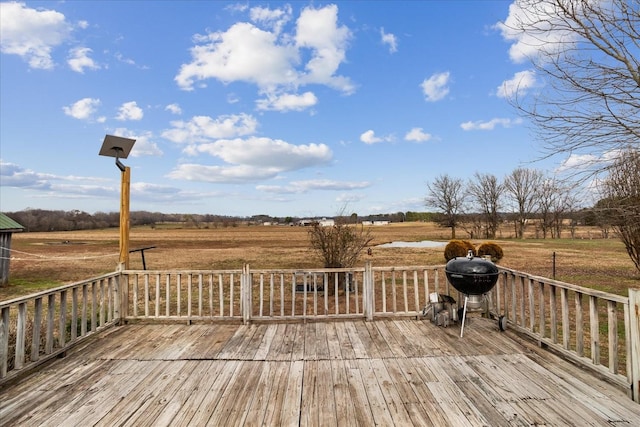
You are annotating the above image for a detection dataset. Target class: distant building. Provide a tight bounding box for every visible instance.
[297,218,335,227]
[362,220,390,226]
[0,213,25,286]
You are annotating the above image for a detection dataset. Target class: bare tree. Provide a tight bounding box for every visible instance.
[551,183,580,239]
[500,0,640,177]
[537,178,557,239]
[426,174,467,239]
[467,172,503,238]
[503,168,544,238]
[308,219,374,270]
[597,149,640,272]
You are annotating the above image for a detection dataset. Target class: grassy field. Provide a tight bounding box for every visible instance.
[2,221,638,301]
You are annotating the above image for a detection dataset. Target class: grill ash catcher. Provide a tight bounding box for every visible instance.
[425,250,507,337]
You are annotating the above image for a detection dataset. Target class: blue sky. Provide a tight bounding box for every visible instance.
[1,1,569,217]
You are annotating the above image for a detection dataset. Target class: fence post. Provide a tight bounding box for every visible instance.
[242,264,252,324]
[364,262,374,321]
[628,288,640,403]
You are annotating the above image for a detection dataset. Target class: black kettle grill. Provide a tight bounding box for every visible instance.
[445,250,505,336]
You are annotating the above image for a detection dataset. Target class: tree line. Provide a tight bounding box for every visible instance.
[2,209,421,233]
[426,153,639,271]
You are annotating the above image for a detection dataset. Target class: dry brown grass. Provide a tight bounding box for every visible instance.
[2,222,638,301]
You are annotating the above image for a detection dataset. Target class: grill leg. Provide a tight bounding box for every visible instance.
[460,296,468,338]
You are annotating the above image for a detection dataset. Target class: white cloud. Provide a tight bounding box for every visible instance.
[165,103,182,115]
[67,46,99,73]
[175,4,354,96]
[495,1,579,64]
[167,136,332,184]
[0,160,115,199]
[249,4,292,34]
[162,113,258,144]
[460,117,522,131]
[556,150,621,173]
[380,27,397,53]
[0,2,71,69]
[62,97,101,120]
[194,137,332,170]
[360,130,394,144]
[421,72,450,102]
[115,101,143,121]
[257,179,370,194]
[497,70,537,98]
[0,161,52,189]
[175,22,298,91]
[557,153,598,172]
[295,5,353,92]
[404,127,432,143]
[360,130,381,144]
[256,91,318,111]
[168,163,284,183]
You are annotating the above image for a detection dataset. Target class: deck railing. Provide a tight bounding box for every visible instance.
[121,264,450,322]
[1,264,638,402]
[489,267,640,401]
[0,272,121,383]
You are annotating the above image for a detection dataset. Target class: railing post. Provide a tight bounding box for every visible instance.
[364,262,374,321]
[115,263,128,324]
[628,288,640,403]
[242,264,252,324]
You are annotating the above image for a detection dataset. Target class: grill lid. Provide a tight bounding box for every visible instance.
[445,251,499,295]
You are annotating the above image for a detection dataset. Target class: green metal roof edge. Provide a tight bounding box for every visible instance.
[0,213,25,231]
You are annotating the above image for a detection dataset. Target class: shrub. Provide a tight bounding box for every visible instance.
[444,240,475,261]
[477,242,504,263]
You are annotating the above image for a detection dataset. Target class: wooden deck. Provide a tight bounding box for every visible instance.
[1,318,639,426]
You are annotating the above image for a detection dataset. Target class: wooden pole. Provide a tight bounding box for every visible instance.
[119,166,131,269]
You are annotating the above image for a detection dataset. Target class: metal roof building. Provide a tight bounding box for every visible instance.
[0,213,24,286]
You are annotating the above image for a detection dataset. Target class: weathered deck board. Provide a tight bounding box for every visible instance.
[1,318,639,426]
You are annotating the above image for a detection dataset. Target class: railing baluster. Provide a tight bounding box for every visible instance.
[71,288,78,341]
[198,273,203,317]
[381,272,387,314]
[539,281,546,339]
[391,270,397,313]
[46,294,55,352]
[230,273,235,317]
[414,271,420,314]
[280,274,285,317]
[561,288,570,350]
[133,274,138,317]
[589,295,600,365]
[209,274,214,317]
[607,300,618,374]
[32,298,42,361]
[576,292,584,357]
[59,290,67,348]
[177,274,182,317]
[81,284,88,336]
[156,273,161,317]
[528,278,535,332]
[166,274,171,317]
[0,306,9,377]
[188,274,193,319]
[15,303,26,369]
[144,274,150,317]
[259,274,264,317]
[402,271,408,313]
